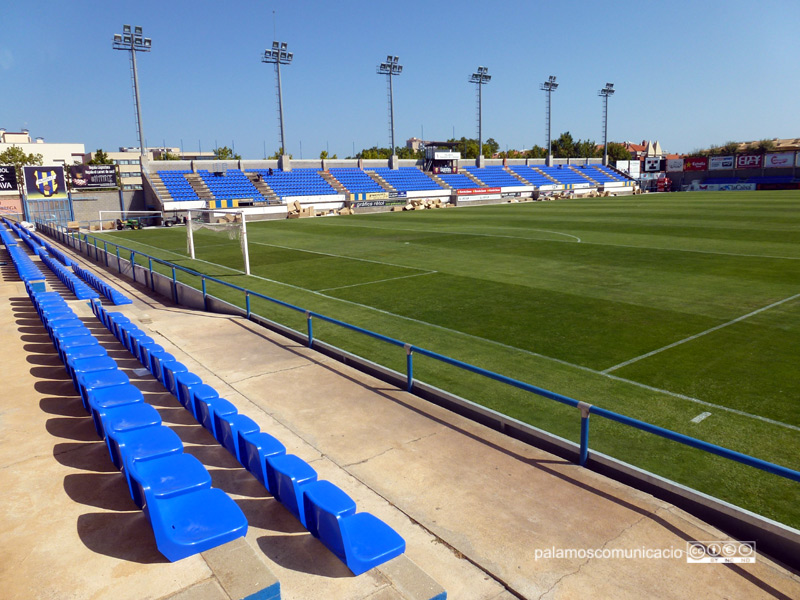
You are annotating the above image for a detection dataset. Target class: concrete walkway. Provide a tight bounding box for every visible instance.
[1,243,799,600]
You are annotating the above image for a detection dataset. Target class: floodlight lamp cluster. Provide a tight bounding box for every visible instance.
[378,55,402,75]
[599,82,615,97]
[540,75,558,92]
[113,24,151,51]
[469,66,491,84]
[263,41,293,64]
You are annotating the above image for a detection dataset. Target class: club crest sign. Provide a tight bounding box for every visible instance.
[23,166,68,200]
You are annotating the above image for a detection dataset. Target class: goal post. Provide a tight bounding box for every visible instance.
[186,209,251,275]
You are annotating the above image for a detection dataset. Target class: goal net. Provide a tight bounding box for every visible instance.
[186,209,251,275]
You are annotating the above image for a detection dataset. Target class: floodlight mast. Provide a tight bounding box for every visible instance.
[599,83,615,166]
[112,25,152,158]
[378,55,402,163]
[540,75,558,166]
[262,41,293,159]
[469,66,491,166]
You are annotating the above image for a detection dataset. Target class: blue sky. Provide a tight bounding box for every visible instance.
[2,1,799,158]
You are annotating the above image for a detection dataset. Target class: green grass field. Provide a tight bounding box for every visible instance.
[93,191,800,528]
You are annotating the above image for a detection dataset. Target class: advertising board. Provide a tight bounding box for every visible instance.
[69,164,118,188]
[764,152,794,168]
[643,157,664,172]
[456,187,501,196]
[708,156,735,170]
[666,159,684,172]
[23,166,68,199]
[735,154,762,169]
[434,152,460,160]
[683,157,708,171]
[0,196,23,213]
[0,165,19,193]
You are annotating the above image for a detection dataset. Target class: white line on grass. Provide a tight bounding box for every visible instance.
[250,240,435,271]
[318,271,437,292]
[314,221,800,261]
[603,292,800,373]
[691,412,712,424]
[101,234,800,433]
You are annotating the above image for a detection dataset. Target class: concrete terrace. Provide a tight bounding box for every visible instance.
[1,239,799,600]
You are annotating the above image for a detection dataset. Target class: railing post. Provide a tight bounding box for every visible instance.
[202,277,208,311]
[131,251,136,283]
[148,257,154,290]
[116,247,121,273]
[93,238,98,261]
[104,241,109,267]
[171,266,177,304]
[405,343,414,392]
[306,311,313,348]
[246,291,251,318]
[578,401,592,466]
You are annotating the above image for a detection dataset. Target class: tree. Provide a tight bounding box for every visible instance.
[155,150,181,161]
[525,145,547,159]
[0,145,43,186]
[551,131,577,158]
[605,142,632,162]
[483,138,500,158]
[213,146,242,160]
[320,150,338,160]
[88,149,113,165]
[576,139,600,158]
[267,148,292,160]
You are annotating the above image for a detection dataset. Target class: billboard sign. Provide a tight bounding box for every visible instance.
[0,196,23,213]
[643,157,664,172]
[708,156,734,170]
[456,187,501,196]
[23,166,68,199]
[434,151,460,160]
[736,154,762,169]
[69,164,118,188]
[666,159,684,172]
[764,152,794,168]
[683,157,708,171]
[0,165,19,192]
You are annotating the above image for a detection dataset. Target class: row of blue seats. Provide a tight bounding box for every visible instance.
[3,224,47,291]
[89,299,406,575]
[72,263,132,306]
[39,252,98,300]
[27,287,247,561]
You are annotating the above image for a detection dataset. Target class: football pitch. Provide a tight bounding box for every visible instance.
[96,191,800,528]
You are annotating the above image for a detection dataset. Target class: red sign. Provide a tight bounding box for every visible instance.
[736,154,762,169]
[456,187,501,195]
[683,157,708,171]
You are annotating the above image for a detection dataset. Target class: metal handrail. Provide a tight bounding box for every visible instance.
[36,219,800,487]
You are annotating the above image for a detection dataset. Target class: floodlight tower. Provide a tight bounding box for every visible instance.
[262,41,293,162]
[378,55,403,167]
[599,83,615,166]
[469,66,491,166]
[540,75,558,166]
[112,25,152,158]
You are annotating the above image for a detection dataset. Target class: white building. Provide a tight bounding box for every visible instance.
[0,129,85,168]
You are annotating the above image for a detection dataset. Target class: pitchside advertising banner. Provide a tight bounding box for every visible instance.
[683,157,708,171]
[666,159,684,172]
[23,166,68,199]
[736,154,762,169]
[764,152,795,168]
[708,156,735,170]
[69,164,117,188]
[0,165,19,192]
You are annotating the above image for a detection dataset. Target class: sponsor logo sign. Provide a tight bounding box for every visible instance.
[433,166,457,174]
[683,157,708,171]
[644,157,664,172]
[764,152,794,168]
[0,196,23,213]
[434,151,460,160]
[352,199,406,208]
[69,164,118,188]
[0,165,19,192]
[708,156,734,170]
[23,166,68,199]
[719,183,756,191]
[456,187,501,196]
[735,154,762,169]
[666,159,684,172]
[388,191,407,199]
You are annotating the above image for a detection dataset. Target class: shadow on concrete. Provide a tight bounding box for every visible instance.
[46,416,100,442]
[76,512,166,564]
[256,532,352,578]
[30,365,73,381]
[40,396,89,418]
[53,441,117,473]
[34,379,77,397]
[64,472,138,512]
[207,467,269,499]
[235,498,305,535]
[184,445,241,469]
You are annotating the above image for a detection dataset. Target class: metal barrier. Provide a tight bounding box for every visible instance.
[37,220,800,487]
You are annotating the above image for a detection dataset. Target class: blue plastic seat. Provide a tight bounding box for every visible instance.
[68,355,118,393]
[161,360,188,395]
[94,398,161,441]
[267,453,318,527]
[214,413,259,462]
[108,424,184,491]
[303,480,405,575]
[194,394,236,438]
[128,452,212,510]
[148,349,175,383]
[238,430,286,492]
[175,371,203,415]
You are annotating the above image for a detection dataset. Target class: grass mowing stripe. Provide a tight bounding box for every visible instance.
[603,291,800,373]
[315,220,800,261]
[250,240,437,271]
[319,271,437,292]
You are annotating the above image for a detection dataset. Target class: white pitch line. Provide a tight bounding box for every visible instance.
[250,240,434,271]
[603,291,800,373]
[95,234,800,433]
[311,221,800,261]
[319,271,437,292]
[691,412,712,424]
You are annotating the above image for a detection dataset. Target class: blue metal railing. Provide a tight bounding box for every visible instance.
[37,220,800,488]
